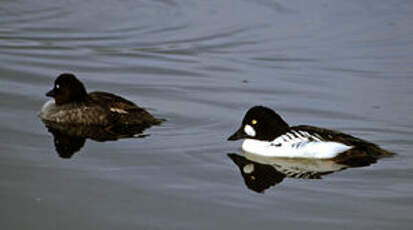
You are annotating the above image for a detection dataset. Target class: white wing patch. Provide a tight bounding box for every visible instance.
[242,130,353,159]
[110,107,128,114]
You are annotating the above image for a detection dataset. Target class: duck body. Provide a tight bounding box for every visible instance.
[40,73,162,127]
[228,106,394,159]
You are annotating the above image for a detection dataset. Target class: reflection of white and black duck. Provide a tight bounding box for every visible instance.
[228,153,285,193]
[228,106,395,160]
[228,151,384,193]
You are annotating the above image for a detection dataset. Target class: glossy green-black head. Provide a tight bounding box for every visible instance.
[227,106,290,141]
[46,73,88,105]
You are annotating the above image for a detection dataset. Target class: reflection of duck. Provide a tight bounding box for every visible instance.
[228,106,395,159]
[43,121,148,159]
[48,128,85,159]
[40,73,163,127]
[228,153,285,193]
[228,151,389,193]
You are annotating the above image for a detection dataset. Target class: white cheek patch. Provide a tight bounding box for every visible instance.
[244,125,256,137]
[56,84,60,89]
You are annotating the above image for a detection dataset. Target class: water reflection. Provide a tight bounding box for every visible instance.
[228,151,387,193]
[228,153,286,193]
[43,121,148,158]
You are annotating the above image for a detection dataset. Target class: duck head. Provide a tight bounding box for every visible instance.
[228,106,290,141]
[46,73,88,105]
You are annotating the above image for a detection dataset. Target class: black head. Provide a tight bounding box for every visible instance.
[46,73,88,105]
[227,106,290,141]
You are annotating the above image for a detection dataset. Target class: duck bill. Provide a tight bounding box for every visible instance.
[227,127,247,141]
[46,88,55,97]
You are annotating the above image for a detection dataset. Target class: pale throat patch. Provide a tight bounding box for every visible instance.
[244,124,256,137]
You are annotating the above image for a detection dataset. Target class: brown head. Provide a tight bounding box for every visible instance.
[46,73,88,105]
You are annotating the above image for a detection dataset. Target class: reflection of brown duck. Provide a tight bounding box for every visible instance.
[48,128,86,159]
[228,151,391,193]
[40,73,163,127]
[228,106,395,159]
[44,122,149,159]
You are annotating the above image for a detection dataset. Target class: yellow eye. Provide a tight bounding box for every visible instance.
[252,119,257,125]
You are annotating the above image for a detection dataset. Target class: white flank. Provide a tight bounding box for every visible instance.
[242,131,353,159]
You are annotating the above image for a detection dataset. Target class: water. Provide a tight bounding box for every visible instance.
[1,0,412,229]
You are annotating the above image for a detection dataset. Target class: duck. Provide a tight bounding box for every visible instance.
[227,106,395,159]
[40,73,163,127]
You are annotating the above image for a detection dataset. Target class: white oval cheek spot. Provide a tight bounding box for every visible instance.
[244,124,256,137]
[56,84,60,89]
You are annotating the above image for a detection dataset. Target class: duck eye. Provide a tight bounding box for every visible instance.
[251,119,257,125]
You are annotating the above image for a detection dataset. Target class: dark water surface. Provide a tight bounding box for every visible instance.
[1,0,412,229]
